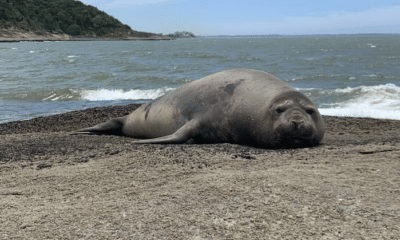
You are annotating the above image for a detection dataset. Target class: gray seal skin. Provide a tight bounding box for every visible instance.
[74,69,325,148]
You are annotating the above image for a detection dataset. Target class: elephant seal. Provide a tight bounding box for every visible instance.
[74,69,325,148]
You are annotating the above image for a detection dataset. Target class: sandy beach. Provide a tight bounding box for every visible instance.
[1,103,399,239]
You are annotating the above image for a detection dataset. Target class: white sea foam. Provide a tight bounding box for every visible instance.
[365,74,378,78]
[295,87,316,91]
[290,77,304,81]
[334,83,400,94]
[334,86,356,93]
[321,83,400,120]
[42,94,57,101]
[79,88,175,101]
[320,107,400,120]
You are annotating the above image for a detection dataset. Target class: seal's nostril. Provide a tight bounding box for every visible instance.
[291,119,304,128]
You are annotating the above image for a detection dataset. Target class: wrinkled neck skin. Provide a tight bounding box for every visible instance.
[254,91,325,149]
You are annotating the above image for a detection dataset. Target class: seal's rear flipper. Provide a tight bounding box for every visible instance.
[133,120,200,144]
[71,117,126,136]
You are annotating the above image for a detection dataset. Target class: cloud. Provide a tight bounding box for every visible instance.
[213,5,400,35]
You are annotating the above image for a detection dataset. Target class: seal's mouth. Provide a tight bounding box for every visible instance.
[274,134,316,148]
[291,137,314,145]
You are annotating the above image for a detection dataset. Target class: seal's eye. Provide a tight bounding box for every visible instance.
[306,109,315,115]
[276,107,285,114]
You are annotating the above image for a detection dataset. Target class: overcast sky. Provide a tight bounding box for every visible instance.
[79,0,400,35]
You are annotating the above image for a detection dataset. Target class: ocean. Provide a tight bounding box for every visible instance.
[1,34,400,124]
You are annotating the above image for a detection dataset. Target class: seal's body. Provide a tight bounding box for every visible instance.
[74,69,325,148]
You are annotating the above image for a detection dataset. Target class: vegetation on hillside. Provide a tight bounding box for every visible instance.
[0,0,144,37]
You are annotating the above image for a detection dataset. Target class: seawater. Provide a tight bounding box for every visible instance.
[1,34,400,123]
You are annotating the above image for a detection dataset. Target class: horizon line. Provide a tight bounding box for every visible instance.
[157,32,400,37]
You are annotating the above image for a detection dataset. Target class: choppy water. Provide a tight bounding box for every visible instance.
[1,34,400,123]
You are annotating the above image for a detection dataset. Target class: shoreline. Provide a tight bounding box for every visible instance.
[0,28,171,42]
[0,35,172,42]
[1,103,400,157]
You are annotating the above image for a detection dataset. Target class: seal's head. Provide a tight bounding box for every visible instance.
[266,91,325,148]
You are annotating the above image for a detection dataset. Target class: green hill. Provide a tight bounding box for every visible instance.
[0,0,156,38]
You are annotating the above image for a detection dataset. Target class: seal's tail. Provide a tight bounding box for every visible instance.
[71,116,126,136]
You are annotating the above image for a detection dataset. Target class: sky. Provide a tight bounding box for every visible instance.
[79,0,400,36]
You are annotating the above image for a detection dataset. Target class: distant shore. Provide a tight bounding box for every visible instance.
[0,28,171,42]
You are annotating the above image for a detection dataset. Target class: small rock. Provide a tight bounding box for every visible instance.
[36,162,52,170]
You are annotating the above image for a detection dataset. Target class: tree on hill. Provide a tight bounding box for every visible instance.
[0,0,137,37]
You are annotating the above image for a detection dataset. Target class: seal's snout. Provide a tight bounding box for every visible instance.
[289,114,306,130]
[290,118,305,129]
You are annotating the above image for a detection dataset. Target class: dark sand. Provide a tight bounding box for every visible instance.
[1,104,400,239]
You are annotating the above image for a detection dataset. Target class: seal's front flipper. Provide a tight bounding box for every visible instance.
[71,117,126,136]
[133,120,200,144]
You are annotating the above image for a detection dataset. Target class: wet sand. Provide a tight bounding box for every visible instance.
[1,104,400,239]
